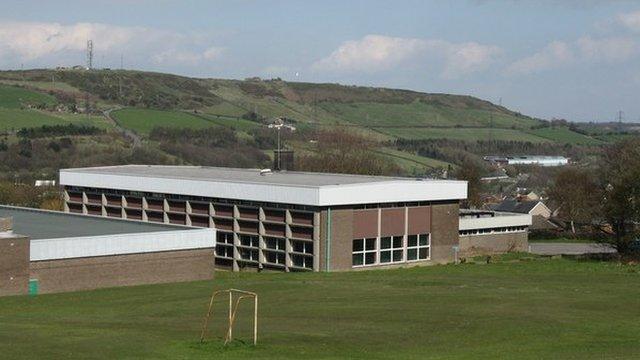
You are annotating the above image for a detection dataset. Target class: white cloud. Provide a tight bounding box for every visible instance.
[312,34,500,78]
[312,35,427,72]
[505,41,573,75]
[0,21,223,67]
[618,10,640,32]
[577,36,636,62]
[441,42,502,78]
[152,46,225,65]
[0,22,151,60]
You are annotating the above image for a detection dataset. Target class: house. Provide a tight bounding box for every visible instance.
[490,199,556,230]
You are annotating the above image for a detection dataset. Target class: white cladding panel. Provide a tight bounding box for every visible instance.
[459,213,532,231]
[30,228,215,261]
[60,171,467,206]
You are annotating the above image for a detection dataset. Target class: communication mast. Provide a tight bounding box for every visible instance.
[86,40,93,70]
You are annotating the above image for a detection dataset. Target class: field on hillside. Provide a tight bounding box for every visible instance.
[0,84,56,109]
[0,108,111,130]
[379,126,549,142]
[112,108,220,135]
[1,256,639,359]
[527,126,604,145]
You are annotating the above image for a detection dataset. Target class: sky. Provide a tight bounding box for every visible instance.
[1,0,640,122]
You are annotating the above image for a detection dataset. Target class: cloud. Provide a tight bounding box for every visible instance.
[618,10,640,32]
[312,34,500,78]
[577,36,636,62]
[506,35,638,76]
[0,21,223,67]
[505,41,573,75]
[312,35,427,72]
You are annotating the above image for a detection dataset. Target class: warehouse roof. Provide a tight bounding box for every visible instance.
[0,205,190,240]
[60,165,468,206]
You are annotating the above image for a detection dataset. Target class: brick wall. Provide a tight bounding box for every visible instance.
[30,249,214,294]
[459,232,528,257]
[429,202,460,263]
[0,235,30,296]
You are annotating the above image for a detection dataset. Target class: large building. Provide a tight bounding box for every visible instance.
[0,205,215,296]
[59,165,467,272]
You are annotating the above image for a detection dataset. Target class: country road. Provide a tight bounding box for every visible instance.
[103,107,142,148]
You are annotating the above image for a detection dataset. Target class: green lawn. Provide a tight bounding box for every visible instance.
[1,257,639,359]
[376,147,454,172]
[0,84,56,109]
[195,113,261,132]
[112,108,220,135]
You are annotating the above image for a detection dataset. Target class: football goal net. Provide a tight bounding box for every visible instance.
[200,288,258,345]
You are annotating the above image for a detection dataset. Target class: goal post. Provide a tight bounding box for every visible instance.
[200,289,258,345]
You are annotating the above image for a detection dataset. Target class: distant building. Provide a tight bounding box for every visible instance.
[458,209,531,257]
[484,156,569,167]
[490,199,556,231]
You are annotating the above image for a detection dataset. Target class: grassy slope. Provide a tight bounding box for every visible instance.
[0,258,639,359]
[0,84,56,109]
[527,126,604,145]
[0,108,111,130]
[380,127,549,142]
[112,108,220,135]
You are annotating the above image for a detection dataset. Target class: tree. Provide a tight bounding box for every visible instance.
[598,138,640,254]
[548,166,601,234]
[455,158,483,208]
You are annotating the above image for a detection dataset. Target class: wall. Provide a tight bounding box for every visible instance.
[459,232,528,257]
[319,202,459,271]
[0,235,30,296]
[429,202,460,263]
[30,249,214,294]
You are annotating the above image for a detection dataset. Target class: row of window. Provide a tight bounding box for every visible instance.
[459,226,527,236]
[216,243,313,268]
[217,232,314,253]
[352,234,430,267]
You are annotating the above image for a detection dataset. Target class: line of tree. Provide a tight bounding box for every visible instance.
[17,124,104,138]
[548,137,640,255]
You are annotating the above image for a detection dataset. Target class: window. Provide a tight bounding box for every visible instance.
[292,240,313,254]
[265,237,286,251]
[239,234,259,247]
[216,244,234,258]
[407,234,430,261]
[291,254,313,269]
[380,236,404,264]
[217,232,234,245]
[264,250,285,265]
[239,248,259,261]
[352,238,376,266]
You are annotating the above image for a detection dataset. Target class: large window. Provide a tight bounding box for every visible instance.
[264,237,286,251]
[352,238,377,266]
[380,236,404,264]
[239,234,259,247]
[407,234,430,261]
[354,234,430,267]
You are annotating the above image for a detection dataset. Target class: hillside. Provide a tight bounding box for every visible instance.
[0,68,616,179]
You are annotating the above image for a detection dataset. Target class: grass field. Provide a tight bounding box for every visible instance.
[376,147,454,172]
[0,84,56,109]
[378,126,549,142]
[526,126,604,145]
[0,108,111,130]
[112,108,221,135]
[1,256,639,359]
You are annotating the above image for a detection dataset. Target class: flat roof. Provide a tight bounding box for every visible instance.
[60,165,468,206]
[62,165,456,187]
[0,206,191,240]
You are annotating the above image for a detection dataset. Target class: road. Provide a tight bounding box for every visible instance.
[103,107,142,148]
[529,242,616,255]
